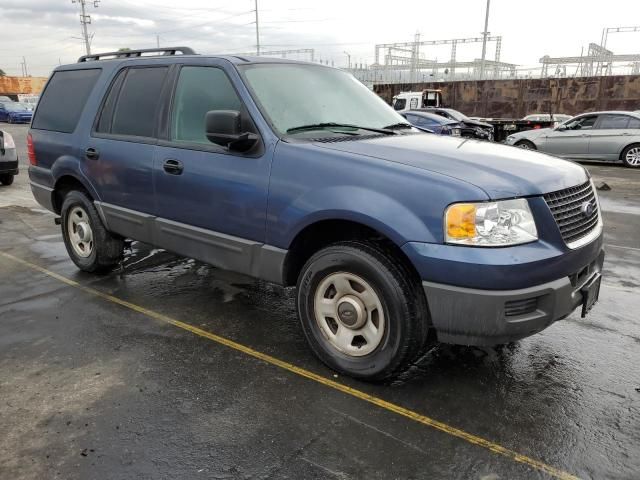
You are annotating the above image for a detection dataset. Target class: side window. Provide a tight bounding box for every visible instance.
[393,98,406,111]
[95,70,126,134]
[597,114,630,130]
[32,69,101,133]
[171,66,242,145]
[409,97,419,109]
[569,115,597,130]
[110,67,168,138]
[628,117,640,129]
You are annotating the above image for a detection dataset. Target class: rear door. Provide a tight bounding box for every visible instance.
[588,114,636,160]
[87,65,170,241]
[540,114,597,158]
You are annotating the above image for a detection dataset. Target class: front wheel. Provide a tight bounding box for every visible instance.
[0,174,14,186]
[621,144,640,168]
[515,140,536,150]
[296,241,431,382]
[60,190,124,273]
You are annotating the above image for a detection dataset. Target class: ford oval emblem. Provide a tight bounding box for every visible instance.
[580,200,595,218]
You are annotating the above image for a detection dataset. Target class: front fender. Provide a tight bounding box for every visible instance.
[281,186,436,247]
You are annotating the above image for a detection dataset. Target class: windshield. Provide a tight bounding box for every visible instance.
[444,109,470,122]
[240,64,406,135]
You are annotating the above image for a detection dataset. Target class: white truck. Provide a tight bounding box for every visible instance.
[391,89,442,112]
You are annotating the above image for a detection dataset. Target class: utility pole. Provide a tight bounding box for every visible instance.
[254,0,260,55]
[343,51,351,69]
[72,0,100,56]
[156,34,160,48]
[479,0,490,80]
[20,57,28,77]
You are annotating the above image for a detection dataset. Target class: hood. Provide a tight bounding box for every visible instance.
[512,127,552,140]
[312,133,588,199]
[463,119,492,129]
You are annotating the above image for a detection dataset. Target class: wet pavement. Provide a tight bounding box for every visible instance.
[1,124,639,479]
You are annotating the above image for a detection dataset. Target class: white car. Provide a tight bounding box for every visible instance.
[0,130,18,185]
[506,111,640,168]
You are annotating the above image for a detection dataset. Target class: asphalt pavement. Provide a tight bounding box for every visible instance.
[1,124,639,480]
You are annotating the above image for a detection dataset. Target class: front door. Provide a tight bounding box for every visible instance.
[539,114,598,158]
[152,64,272,273]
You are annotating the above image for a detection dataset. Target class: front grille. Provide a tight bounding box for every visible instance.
[505,297,538,317]
[543,181,600,246]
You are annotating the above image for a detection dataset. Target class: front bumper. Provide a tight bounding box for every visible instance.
[0,159,19,175]
[422,249,605,345]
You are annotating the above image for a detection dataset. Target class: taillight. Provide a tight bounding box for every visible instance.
[27,132,37,165]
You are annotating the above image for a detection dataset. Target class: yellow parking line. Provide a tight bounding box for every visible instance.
[0,251,579,480]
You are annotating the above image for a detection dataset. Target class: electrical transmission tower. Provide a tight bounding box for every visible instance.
[72,0,100,56]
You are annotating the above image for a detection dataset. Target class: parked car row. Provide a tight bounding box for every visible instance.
[401,108,494,140]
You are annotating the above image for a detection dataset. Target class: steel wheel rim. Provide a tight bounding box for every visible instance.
[626,147,640,166]
[313,272,385,357]
[518,142,531,149]
[67,206,94,258]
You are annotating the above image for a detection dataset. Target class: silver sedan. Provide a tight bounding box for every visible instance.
[506,111,640,168]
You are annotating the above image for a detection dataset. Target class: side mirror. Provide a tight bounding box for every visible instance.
[556,124,567,131]
[205,110,258,152]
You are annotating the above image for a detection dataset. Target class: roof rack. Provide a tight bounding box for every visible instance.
[78,46,196,63]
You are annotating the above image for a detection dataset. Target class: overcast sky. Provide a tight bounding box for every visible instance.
[1,0,640,77]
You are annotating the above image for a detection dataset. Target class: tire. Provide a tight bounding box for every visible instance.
[296,240,431,382]
[515,140,536,150]
[0,174,14,186]
[621,144,640,168]
[60,190,124,273]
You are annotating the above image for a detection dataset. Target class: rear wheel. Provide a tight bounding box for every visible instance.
[60,190,124,273]
[0,174,14,186]
[621,144,640,168]
[296,241,431,382]
[515,140,536,150]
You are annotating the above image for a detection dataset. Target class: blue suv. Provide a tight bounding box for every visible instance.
[28,47,604,381]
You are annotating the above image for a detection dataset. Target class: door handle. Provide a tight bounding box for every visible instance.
[85,147,99,160]
[163,159,183,175]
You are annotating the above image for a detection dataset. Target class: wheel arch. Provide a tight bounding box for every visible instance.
[52,174,95,214]
[282,217,422,287]
[620,142,640,161]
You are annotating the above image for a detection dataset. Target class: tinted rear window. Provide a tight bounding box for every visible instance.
[111,67,168,138]
[32,69,101,133]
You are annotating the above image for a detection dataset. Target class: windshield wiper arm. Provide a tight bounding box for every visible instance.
[382,122,413,130]
[286,122,395,135]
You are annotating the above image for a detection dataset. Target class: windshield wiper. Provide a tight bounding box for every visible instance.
[382,122,413,130]
[286,122,395,135]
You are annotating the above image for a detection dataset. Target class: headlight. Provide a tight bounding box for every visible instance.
[445,198,538,246]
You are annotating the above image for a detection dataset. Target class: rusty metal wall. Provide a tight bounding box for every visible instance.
[0,76,48,96]
[374,75,640,118]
